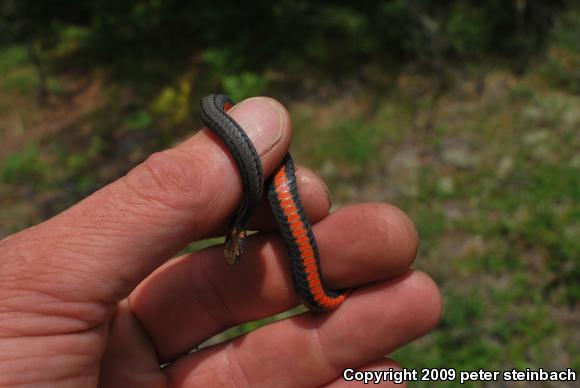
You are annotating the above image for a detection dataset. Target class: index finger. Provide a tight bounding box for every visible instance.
[2,97,291,304]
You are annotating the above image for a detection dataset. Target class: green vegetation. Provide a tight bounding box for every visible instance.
[1,143,47,184]
[0,46,37,94]
[0,1,578,386]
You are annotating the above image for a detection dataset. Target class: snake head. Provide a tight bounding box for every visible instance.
[224,227,247,265]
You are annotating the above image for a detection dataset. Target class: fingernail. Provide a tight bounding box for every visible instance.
[228,97,286,155]
[320,176,332,206]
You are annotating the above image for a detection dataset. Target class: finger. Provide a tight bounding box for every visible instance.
[1,97,291,310]
[164,271,442,388]
[324,359,405,387]
[130,203,419,361]
[246,165,332,232]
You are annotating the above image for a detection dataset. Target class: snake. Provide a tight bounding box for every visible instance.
[200,94,348,311]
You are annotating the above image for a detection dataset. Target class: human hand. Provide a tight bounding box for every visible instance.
[0,97,441,387]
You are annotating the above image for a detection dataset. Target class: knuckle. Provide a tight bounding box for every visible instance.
[131,150,207,210]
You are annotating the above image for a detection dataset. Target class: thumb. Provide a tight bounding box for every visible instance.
[1,97,290,309]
